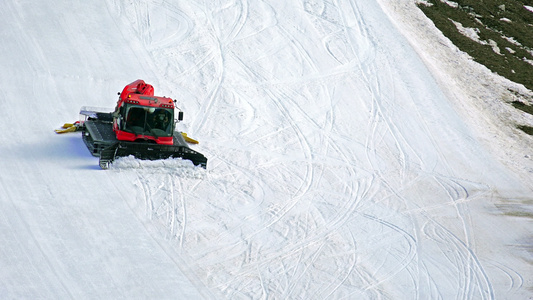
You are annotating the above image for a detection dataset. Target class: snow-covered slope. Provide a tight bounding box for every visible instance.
[0,0,531,298]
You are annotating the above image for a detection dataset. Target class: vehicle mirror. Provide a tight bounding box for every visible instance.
[178,111,184,121]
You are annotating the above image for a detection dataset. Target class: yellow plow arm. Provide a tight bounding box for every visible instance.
[181,132,199,144]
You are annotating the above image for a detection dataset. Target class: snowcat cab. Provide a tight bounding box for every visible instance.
[112,80,182,145]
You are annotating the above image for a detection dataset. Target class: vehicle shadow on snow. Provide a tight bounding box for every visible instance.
[35,132,101,170]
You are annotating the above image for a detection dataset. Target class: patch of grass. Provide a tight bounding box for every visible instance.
[417,0,533,135]
[496,203,533,219]
[512,100,533,115]
[517,125,533,135]
[417,0,533,91]
[504,210,533,218]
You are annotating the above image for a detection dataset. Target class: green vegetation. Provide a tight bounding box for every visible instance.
[497,203,533,218]
[417,0,533,134]
[517,125,533,135]
[512,100,533,115]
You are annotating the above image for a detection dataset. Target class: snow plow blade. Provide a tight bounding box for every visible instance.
[97,141,208,169]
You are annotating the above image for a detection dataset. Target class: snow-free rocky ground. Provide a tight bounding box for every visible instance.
[0,0,532,299]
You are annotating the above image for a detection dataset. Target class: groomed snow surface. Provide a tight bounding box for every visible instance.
[1,0,532,299]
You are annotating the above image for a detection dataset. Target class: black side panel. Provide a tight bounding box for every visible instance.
[95,112,114,122]
[81,119,117,157]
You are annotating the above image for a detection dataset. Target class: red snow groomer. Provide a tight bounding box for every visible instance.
[61,80,207,169]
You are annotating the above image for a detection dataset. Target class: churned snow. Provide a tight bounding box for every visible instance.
[441,0,459,8]
[0,0,531,299]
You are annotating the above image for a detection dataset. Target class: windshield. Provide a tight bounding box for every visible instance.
[123,105,174,137]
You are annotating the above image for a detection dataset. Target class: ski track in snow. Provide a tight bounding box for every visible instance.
[100,0,525,298]
[1,0,531,298]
